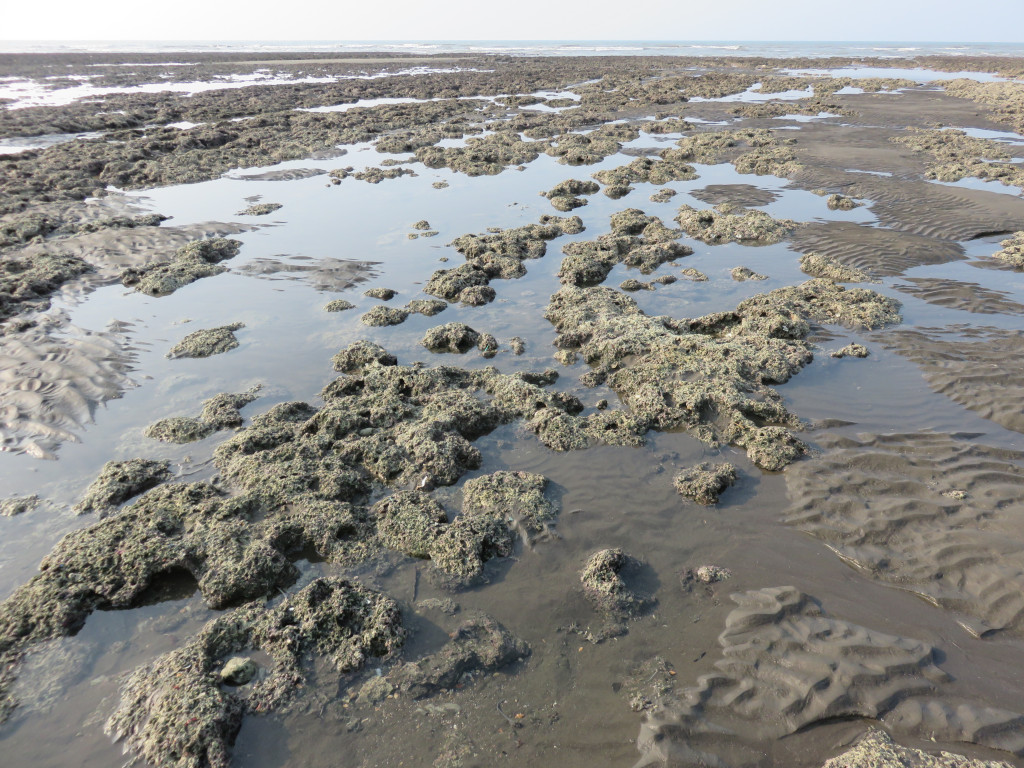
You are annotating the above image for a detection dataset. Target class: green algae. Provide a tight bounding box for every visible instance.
[675,203,797,245]
[122,238,241,297]
[167,322,244,359]
[106,576,404,768]
[673,462,738,505]
[145,389,260,444]
[73,458,171,514]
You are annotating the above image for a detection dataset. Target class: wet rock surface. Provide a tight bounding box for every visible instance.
[73,458,171,514]
[121,237,241,297]
[145,388,259,443]
[167,322,244,359]
[673,462,738,505]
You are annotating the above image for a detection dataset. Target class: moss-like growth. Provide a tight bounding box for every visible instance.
[122,238,241,297]
[893,128,1024,189]
[675,203,796,245]
[106,577,404,768]
[799,251,875,282]
[406,298,447,316]
[592,151,698,190]
[673,462,738,505]
[422,322,482,353]
[167,322,244,359]
[650,188,677,203]
[74,458,170,514]
[145,389,259,444]
[0,495,38,517]
[415,132,542,176]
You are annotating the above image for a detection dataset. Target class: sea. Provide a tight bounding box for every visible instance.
[1,40,1024,58]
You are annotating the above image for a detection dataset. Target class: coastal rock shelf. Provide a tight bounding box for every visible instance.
[3,47,1024,768]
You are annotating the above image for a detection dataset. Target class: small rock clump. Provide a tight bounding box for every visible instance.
[673,462,738,505]
[580,548,651,617]
[145,389,260,444]
[0,252,93,323]
[406,298,447,316]
[650,188,677,203]
[542,179,600,211]
[731,266,768,281]
[820,729,1011,768]
[167,323,244,359]
[826,193,860,211]
[0,495,39,517]
[992,232,1024,269]
[412,220,432,230]
[421,322,490,354]
[364,287,397,300]
[680,268,708,281]
[675,203,796,245]
[831,343,869,358]
[324,299,355,312]
[236,203,282,216]
[592,151,698,194]
[122,238,241,297]
[73,458,171,514]
[361,306,410,327]
[799,251,875,282]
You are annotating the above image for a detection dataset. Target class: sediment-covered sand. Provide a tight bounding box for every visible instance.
[2,49,1024,768]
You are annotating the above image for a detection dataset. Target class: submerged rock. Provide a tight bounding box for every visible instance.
[74,458,170,514]
[0,495,38,517]
[236,203,282,216]
[167,322,244,359]
[580,548,651,618]
[680,267,708,281]
[673,462,738,505]
[731,266,768,281]
[122,238,241,297]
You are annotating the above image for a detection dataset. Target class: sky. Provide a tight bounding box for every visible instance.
[3,0,1024,43]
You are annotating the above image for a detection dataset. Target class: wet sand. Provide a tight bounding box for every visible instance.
[3,50,1024,768]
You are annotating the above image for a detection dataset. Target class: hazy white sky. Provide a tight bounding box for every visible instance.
[4,0,1024,42]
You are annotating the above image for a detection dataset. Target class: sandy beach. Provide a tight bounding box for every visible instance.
[3,47,1024,768]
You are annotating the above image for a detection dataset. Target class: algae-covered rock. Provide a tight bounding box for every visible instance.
[731,266,768,281]
[680,267,708,281]
[105,577,404,768]
[543,179,599,211]
[123,238,241,297]
[992,232,1024,269]
[361,305,410,327]
[167,322,244,359]
[219,657,257,686]
[406,298,447,316]
[832,343,869,358]
[509,336,526,355]
[145,389,259,444]
[330,340,397,372]
[422,322,481,354]
[673,462,738,505]
[387,614,528,699]
[675,203,796,245]
[820,728,1012,768]
[415,132,542,176]
[364,287,397,300]
[461,470,557,541]
[592,152,698,189]
[580,548,651,617]
[236,203,282,216]
[324,298,355,312]
[826,193,860,211]
[620,278,651,292]
[412,220,432,231]
[74,458,170,514]
[374,490,448,559]
[0,495,39,517]
[799,251,876,282]
[0,252,93,323]
[650,188,677,203]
